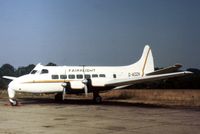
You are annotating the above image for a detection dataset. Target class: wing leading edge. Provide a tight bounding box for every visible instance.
[105,71,192,87]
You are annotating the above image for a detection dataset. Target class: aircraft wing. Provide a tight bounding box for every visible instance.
[146,64,182,76]
[105,71,192,87]
[3,76,17,80]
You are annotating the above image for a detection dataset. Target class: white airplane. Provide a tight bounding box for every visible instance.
[3,45,192,106]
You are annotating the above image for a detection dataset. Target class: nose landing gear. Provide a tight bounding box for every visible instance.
[9,98,18,106]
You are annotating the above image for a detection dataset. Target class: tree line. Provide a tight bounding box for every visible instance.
[0,63,199,89]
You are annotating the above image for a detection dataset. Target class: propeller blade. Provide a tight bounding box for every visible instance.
[62,87,66,100]
[84,84,88,96]
[82,79,88,96]
[61,83,67,100]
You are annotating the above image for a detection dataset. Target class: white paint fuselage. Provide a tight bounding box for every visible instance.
[8,65,136,94]
[6,45,156,101]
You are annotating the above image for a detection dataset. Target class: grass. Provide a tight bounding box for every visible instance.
[101,89,200,107]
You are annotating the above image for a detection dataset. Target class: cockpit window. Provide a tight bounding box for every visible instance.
[30,70,37,74]
[41,69,49,74]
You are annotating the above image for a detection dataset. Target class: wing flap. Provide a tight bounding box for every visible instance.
[105,71,192,87]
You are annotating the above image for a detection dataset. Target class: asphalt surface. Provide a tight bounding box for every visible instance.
[0,98,200,134]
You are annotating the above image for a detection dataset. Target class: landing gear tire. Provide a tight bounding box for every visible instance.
[93,91,102,104]
[93,95,102,104]
[55,93,63,102]
[9,99,18,106]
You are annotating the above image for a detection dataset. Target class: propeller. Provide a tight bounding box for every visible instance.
[82,79,88,96]
[82,65,88,96]
[61,83,67,100]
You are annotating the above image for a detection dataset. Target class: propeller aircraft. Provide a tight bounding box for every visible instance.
[3,45,192,106]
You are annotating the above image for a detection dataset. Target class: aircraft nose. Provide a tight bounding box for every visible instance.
[8,79,19,91]
[7,80,17,99]
[8,80,15,89]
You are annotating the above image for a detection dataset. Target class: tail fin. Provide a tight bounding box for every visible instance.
[129,45,154,76]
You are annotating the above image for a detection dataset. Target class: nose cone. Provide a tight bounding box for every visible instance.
[8,79,20,94]
[8,87,15,99]
[7,80,16,99]
[8,77,21,90]
[8,80,16,90]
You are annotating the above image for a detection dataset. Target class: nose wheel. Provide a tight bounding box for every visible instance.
[9,99,18,106]
[93,92,102,104]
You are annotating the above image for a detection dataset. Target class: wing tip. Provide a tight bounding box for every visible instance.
[183,71,193,75]
[2,76,17,80]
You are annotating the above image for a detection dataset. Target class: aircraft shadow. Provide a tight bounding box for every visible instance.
[18,97,170,109]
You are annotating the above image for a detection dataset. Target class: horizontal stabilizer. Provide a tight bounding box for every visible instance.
[146,64,182,76]
[105,71,192,87]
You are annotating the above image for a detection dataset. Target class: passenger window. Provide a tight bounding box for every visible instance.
[113,74,116,78]
[99,74,106,78]
[60,75,67,79]
[84,74,91,79]
[41,69,48,74]
[77,74,83,79]
[30,70,37,74]
[52,75,59,79]
[68,74,75,79]
[92,74,98,78]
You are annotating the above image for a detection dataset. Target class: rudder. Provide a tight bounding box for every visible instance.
[129,45,154,76]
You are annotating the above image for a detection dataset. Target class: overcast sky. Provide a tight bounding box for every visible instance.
[0,0,199,69]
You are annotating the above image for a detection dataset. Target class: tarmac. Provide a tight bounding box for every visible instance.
[0,98,200,134]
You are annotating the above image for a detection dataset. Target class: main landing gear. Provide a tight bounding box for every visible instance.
[93,91,102,104]
[54,92,102,104]
[55,93,63,102]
